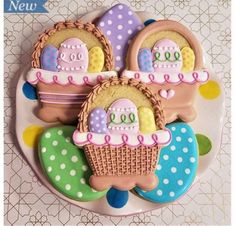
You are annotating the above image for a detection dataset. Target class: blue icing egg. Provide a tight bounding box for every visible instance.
[144,19,156,26]
[138,48,154,72]
[41,45,58,72]
[22,82,37,100]
[135,122,198,203]
[106,188,129,208]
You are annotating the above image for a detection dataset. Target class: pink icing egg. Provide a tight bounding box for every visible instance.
[107,99,139,134]
[152,39,182,73]
[57,38,88,72]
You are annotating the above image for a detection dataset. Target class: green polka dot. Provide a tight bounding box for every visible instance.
[196,134,212,156]
[38,126,107,201]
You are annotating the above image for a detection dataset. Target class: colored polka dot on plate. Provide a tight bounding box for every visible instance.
[22,82,37,100]
[144,19,156,26]
[106,188,129,208]
[199,80,221,100]
[196,133,212,156]
[22,125,44,148]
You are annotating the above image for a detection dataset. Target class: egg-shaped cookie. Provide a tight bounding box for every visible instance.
[38,126,107,201]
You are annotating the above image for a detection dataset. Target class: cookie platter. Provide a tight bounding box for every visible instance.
[16,5,224,216]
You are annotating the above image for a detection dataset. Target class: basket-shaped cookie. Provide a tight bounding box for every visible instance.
[26,20,116,124]
[73,76,171,191]
[122,20,209,123]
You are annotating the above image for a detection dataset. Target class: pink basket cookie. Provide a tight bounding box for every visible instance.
[26,20,116,124]
[122,20,209,123]
[73,76,171,191]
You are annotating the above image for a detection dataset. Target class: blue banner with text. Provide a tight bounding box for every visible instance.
[4,0,48,13]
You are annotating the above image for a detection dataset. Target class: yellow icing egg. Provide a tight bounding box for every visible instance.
[138,107,157,134]
[88,47,105,72]
[181,47,195,72]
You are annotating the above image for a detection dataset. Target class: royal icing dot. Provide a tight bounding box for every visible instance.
[97,4,142,71]
[61,149,67,155]
[80,178,86,184]
[135,123,198,203]
[41,147,47,153]
[177,180,183,186]
[45,132,51,138]
[156,164,162,170]
[163,154,169,160]
[188,138,193,143]
[163,179,169,184]
[176,136,182,142]
[60,163,66,169]
[71,156,78,163]
[52,140,58,146]
[70,170,76,176]
[55,175,61,181]
[170,145,176,151]
[157,190,163,196]
[50,155,55,161]
[77,192,83,198]
[65,184,71,190]
[57,130,63,135]
[38,126,107,201]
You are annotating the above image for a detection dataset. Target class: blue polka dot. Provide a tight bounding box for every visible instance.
[106,188,129,208]
[22,82,37,100]
[144,19,156,26]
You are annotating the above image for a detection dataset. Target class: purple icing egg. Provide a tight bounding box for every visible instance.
[97,4,143,71]
[88,107,107,134]
[41,45,58,72]
[138,48,154,72]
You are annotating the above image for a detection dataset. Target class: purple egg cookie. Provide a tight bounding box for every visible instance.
[97,4,143,71]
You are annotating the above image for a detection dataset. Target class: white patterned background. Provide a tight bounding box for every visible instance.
[4,0,231,225]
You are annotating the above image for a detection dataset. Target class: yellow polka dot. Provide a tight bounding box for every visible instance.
[199,80,221,99]
[23,125,44,148]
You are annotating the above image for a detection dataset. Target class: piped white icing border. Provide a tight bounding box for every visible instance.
[26,68,117,86]
[122,69,209,85]
[73,129,171,148]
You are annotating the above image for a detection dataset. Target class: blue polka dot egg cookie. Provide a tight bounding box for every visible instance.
[135,122,198,203]
[38,126,107,201]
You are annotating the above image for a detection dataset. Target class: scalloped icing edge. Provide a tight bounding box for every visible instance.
[26,68,117,86]
[72,129,171,148]
[122,69,209,85]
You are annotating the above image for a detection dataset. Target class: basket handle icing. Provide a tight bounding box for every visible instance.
[127,20,204,71]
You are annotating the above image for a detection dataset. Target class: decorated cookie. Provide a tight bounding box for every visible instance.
[26,20,117,124]
[73,76,171,191]
[123,20,209,123]
[97,4,143,71]
[39,126,107,201]
[57,38,88,72]
[135,122,198,203]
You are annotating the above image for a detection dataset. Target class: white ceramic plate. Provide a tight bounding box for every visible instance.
[15,10,224,216]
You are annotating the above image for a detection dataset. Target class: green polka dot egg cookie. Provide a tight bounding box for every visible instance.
[38,126,107,201]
